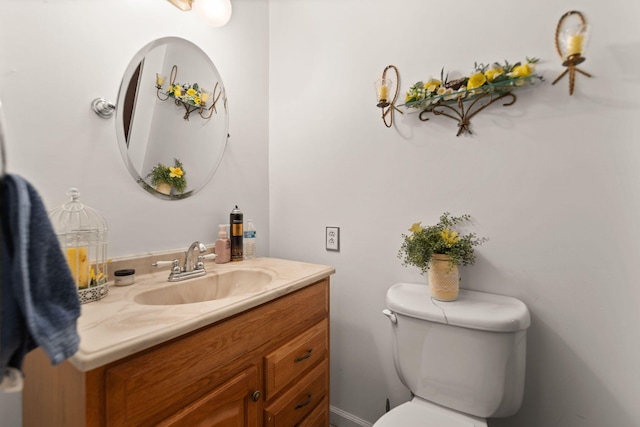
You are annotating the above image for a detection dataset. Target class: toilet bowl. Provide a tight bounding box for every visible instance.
[374,283,530,426]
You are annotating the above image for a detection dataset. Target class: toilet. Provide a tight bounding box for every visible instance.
[376,283,531,426]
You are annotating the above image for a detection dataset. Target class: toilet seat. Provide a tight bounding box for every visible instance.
[373,398,487,427]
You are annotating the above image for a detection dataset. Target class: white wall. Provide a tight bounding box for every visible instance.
[0,1,269,425]
[2,1,640,427]
[269,1,640,426]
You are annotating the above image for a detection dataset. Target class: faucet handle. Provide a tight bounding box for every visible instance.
[152,259,181,273]
[195,254,217,270]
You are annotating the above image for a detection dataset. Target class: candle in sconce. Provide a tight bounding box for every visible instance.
[566,33,584,57]
[156,73,167,87]
[378,85,388,101]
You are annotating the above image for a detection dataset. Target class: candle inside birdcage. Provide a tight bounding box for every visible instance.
[49,188,109,304]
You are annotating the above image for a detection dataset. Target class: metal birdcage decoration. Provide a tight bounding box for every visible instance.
[49,188,109,304]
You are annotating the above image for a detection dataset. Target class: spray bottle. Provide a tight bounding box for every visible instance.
[230,205,243,262]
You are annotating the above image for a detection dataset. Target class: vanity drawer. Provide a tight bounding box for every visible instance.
[264,358,328,427]
[264,319,328,400]
[297,397,329,427]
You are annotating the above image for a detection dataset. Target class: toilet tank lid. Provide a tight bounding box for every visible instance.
[386,283,531,332]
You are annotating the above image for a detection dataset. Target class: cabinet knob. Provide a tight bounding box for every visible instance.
[251,390,261,402]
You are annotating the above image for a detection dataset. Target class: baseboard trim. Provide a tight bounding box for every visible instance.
[330,405,374,427]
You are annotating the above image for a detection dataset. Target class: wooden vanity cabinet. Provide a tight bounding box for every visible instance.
[23,278,330,427]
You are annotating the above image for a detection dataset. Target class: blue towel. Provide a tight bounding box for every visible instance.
[1,174,80,375]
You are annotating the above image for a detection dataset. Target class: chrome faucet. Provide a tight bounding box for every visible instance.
[184,241,207,272]
[153,241,215,282]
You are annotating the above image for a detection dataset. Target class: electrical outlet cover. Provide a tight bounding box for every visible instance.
[326,227,340,251]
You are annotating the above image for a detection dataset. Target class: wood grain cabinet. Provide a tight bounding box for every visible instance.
[23,278,330,427]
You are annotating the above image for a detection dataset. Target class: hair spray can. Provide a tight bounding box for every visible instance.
[230,205,243,262]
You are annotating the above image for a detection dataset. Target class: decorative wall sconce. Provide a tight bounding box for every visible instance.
[375,65,403,128]
[168,0,232,27]
[156,65,224,121]
[552,11,592,95]
[401,58,542,136]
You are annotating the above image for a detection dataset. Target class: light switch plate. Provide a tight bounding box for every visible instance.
[326,227,340,251]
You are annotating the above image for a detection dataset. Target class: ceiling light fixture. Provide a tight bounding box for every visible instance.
[168,0,232,27]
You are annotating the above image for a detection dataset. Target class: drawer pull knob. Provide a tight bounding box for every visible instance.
[294,348,313,363]
[294,393,313,410]
[251,390,261,402]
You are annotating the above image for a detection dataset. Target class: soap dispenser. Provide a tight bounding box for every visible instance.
[215,224,231,264]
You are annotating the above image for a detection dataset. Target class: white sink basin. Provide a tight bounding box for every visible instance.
[134,268,275,305]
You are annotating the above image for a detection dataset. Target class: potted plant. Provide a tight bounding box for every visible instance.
[147,158,187,195]
[398,212,487,301]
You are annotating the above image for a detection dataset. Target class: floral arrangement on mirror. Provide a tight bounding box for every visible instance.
[403,57,542,110]
[167,82,211,108]
[147,158,187,195]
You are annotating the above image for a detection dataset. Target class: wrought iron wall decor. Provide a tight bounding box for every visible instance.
[374,65,403,128]
[397,58,542,136]
[551,10,592,95]
[418,92,517,137]
[155,65,224,121]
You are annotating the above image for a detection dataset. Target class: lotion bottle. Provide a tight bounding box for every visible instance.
[215,224,231,264]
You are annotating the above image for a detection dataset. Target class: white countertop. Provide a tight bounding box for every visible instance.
[71,257,334,372]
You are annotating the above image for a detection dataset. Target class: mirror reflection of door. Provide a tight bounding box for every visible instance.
[123,61,142,146]
[116,37,228,200]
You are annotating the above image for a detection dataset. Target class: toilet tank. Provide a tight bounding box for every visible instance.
[386,283,530,419]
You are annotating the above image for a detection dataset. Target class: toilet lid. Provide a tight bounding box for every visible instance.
[373,400,487,427]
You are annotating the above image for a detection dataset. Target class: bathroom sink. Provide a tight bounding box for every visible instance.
[134,268,275,305]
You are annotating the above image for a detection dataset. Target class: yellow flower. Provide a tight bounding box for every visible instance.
[409,222,423,233]
[194,96,202,106]
[169,167,184,178]
[424,79,441,93]
[440,229,459,247]
[187,88,197,97]
[484,67,504,82]
[173,86,182,97]
[467,72,487,90]
[510,64,532,78]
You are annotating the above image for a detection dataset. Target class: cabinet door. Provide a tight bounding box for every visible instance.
[157,366,260,427]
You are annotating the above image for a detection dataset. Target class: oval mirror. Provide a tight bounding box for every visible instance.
[116,37,228,200]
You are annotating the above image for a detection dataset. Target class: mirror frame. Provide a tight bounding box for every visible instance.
[115,37,229,200]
